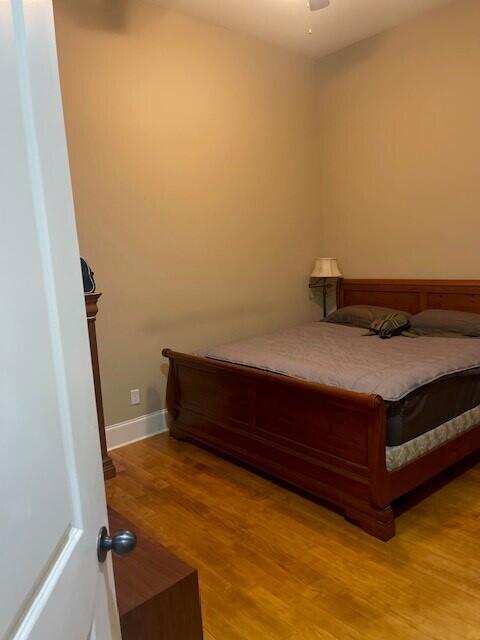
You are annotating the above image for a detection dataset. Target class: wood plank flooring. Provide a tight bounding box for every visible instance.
[107,434,480,640]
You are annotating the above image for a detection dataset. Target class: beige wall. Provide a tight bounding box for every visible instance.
[316,0,480,278]
[54,0,480,425]
[53,0,322,425]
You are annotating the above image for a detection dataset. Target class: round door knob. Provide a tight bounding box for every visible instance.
[97,526,137,563]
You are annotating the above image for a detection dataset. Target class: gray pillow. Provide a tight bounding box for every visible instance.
[325,305,411,330]
[410,309,480,337]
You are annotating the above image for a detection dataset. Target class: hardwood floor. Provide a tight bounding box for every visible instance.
[107,433,480,640]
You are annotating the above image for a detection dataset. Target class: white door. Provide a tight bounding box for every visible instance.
[1,1,121,639]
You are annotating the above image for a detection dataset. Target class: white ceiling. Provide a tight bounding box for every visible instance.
[156,0,453,59]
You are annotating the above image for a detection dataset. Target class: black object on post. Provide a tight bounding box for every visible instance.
[81,257,96,294]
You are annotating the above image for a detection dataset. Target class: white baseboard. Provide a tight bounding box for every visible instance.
[106,409,168,451]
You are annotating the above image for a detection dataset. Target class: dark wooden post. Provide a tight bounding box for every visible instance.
[85,293,116,480]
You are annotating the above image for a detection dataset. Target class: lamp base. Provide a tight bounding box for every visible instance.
[308,278,339,318]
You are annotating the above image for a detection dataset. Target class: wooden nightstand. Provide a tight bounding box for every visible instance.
[109,508,203,640]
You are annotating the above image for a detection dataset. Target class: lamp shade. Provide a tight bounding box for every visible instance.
[310,257,342,278]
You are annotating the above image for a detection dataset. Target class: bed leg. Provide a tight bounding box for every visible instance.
[344,504,395,542]
[164,406,187,441]
[169,423,188,442]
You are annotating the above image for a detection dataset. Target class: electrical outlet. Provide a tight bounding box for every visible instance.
[130,389,140,405]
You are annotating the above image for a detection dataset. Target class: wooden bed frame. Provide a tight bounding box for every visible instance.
[162,279,480,540]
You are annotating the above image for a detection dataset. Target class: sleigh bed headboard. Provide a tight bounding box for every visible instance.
[337,279,480,315]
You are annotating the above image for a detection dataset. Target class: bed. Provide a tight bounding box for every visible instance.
[162,279,480,540]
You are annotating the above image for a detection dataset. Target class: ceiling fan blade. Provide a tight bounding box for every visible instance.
[309,0,330,10]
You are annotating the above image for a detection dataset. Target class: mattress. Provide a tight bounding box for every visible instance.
[386,404,480,471]
[386,368,480,445]
[200,322,480,446]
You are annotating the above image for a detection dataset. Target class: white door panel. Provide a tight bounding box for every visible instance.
[0,1,120,638]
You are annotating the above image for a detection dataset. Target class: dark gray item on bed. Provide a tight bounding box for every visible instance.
[366,313,411,339]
